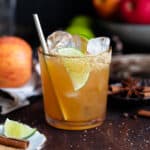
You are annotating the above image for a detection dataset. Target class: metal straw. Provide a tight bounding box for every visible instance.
[33,13,67,120]
[33,14,49,54]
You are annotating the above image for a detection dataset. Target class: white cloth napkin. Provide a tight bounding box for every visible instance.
[0,62,42,115]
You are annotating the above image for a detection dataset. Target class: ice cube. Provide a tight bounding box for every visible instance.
[87,37,110,55]
[72,35,88,53]
[47,31,74,53]
[72,35,81,49]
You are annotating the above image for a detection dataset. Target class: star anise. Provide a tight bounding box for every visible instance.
[109,78,150,99]
[121,77,143,98]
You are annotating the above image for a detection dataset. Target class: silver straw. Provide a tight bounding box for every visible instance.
[33,14,67,120]
[33,14,49,54]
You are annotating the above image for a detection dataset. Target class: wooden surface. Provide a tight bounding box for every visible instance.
[0,97,150,150]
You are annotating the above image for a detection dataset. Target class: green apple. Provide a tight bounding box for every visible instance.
[70,15,92,28]
[66,26,94,39]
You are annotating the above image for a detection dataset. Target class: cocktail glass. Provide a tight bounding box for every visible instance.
[38,32,111,130]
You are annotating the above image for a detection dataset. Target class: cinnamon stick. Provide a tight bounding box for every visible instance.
[0,144,23,150]
[109,85,122,94]
[143,92,150,98]
[0,135,29,149]
[137,109,150,117]
[143,86,150,92]
[140,92,150,98]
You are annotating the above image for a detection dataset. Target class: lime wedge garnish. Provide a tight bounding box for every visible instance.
[4,118,36,139]
[58,48,90,91]
[58,47,84,56]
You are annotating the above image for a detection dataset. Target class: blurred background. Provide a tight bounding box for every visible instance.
[3,0,96,47]
[16,0,95,44]
[1,0,150,53]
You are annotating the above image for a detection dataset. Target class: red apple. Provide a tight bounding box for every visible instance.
[120,0,150,24]
[92,0,121,19]
[0,36,32,88]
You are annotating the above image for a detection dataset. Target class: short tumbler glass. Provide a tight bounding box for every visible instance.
[38,47,111,130]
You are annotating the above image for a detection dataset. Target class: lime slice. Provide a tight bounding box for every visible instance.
[4,118,36,139]
[58,47,84,57]
[58,48,90,91]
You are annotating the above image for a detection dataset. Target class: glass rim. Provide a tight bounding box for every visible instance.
[38,47,112,59]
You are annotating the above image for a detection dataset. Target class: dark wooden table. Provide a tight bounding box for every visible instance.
[0,97,150,150]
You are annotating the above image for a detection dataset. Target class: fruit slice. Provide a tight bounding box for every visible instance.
[4,118,36,139]
[58,48,90,91]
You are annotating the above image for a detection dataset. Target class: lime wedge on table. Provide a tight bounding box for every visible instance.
[58,48,90,91]
[4,118,36,139]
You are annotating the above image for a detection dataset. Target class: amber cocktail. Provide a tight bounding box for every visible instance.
[38,31,111,130]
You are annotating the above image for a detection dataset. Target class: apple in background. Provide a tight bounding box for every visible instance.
[0,36,32,88]
[66,15,95,39]
[92,0,121,19]
[120,0,150,24]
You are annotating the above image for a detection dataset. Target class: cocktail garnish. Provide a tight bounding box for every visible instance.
[57,47,90,91]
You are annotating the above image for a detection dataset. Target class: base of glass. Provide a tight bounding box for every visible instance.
[45,115,104,130]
